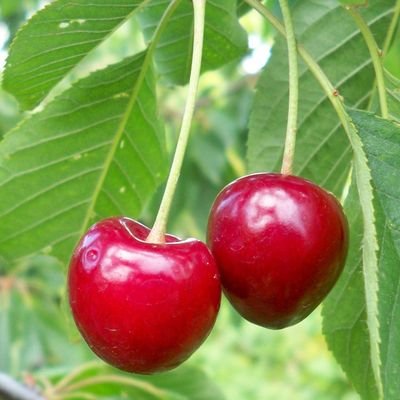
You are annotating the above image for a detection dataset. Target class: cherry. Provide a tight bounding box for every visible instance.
[207,173,348,329]
[68,217,221,374]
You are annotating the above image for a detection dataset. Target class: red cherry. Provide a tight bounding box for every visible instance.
[207,173,348,329]
[68,217,221,374]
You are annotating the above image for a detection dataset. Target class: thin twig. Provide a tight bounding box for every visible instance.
[0,373,44,400]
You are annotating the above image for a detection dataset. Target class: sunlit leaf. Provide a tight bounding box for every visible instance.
[0,52,166,267]
[3,0,148,109]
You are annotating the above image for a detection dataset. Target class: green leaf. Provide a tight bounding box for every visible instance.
[41,363,225,400]
[0,51,166,267]
[346,118,382,398]
[247,0,394,196]
[350,111,400,399]
[322,180,379,400]
[138,0,248,85]
[324,111,400,399]
[3,0,148,110]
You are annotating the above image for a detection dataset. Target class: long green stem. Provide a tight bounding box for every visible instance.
[279,0,299,175]
[347,7,389,119]
[147,0,206,243]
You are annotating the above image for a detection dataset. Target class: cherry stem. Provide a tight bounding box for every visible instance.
[146,0,206,243]
[279,0,299,175]
[346,7,389,119]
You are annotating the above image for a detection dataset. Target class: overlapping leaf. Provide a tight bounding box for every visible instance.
[323,111,400,400]
[247,0,394,196]
[351,111,400,399]
[3,0,148,110]
[322,181,379,400]
[0,51,166,267]
[138,0,248,85]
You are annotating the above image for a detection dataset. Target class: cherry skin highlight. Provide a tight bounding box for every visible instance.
[207,173,348,329]
[68,217,221,374]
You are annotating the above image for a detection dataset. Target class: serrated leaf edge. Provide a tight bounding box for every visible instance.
[3,0,152,110]
[347,111,382,398]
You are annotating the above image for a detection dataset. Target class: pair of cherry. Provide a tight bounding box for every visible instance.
[68,173,348,374]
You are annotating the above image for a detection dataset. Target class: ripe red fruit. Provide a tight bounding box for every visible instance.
[68,217,221,374]
[207,173,348,329]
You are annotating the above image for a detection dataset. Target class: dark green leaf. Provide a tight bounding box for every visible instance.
[350,110,400,399]
[322,181,379,400]
[325,111,400,399]
[351,111,400,253]
[138,0,248,85]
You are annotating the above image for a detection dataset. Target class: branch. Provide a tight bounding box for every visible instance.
[0,373,44,400]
